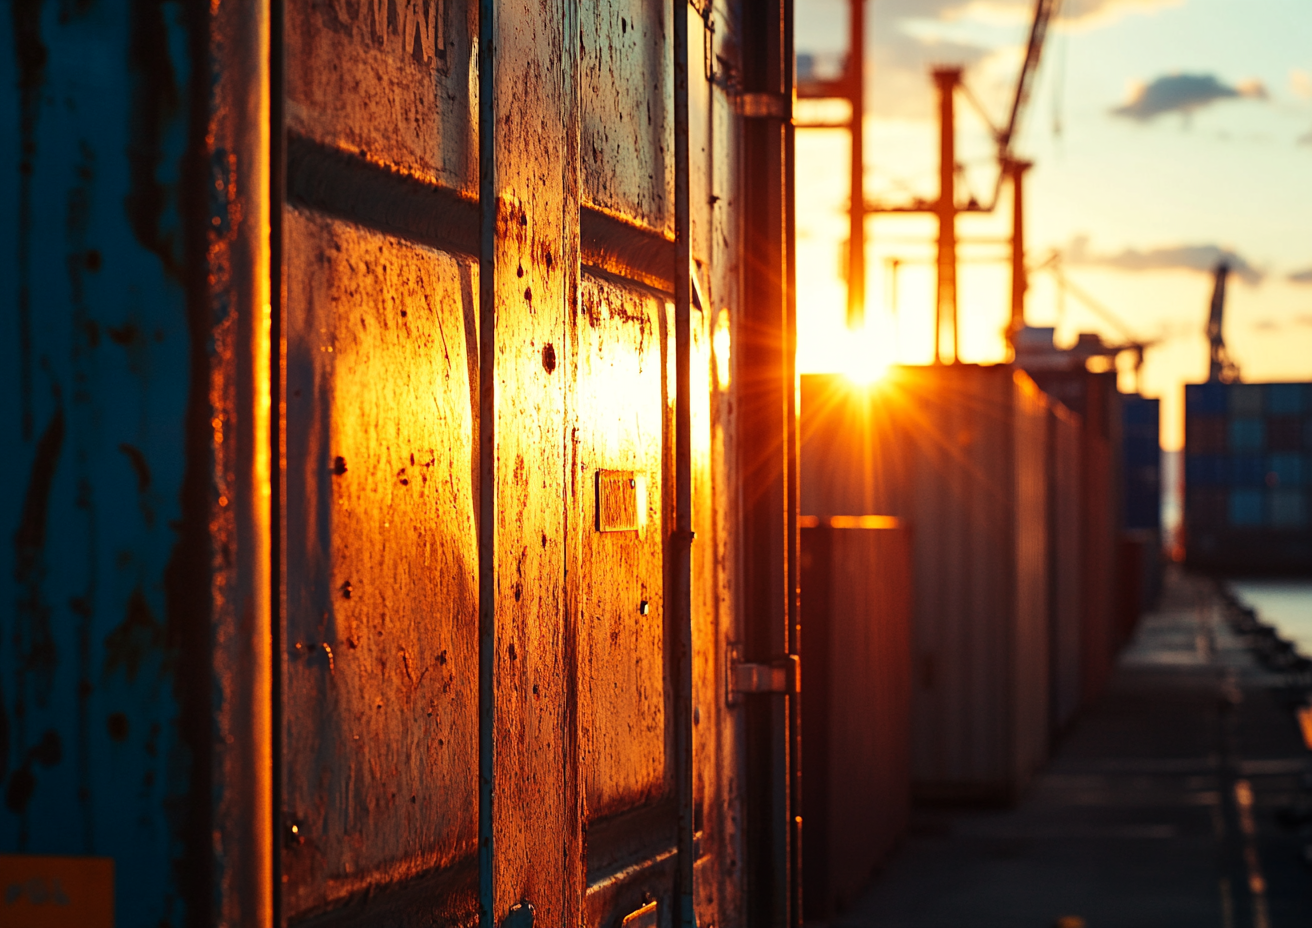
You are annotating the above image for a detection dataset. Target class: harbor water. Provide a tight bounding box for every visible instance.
[1230,580,1312,656]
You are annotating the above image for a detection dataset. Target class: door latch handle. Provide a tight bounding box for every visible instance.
[727,644,799,705]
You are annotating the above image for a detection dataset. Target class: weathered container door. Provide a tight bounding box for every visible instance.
[280,0,490,921]
[279,1,730,926]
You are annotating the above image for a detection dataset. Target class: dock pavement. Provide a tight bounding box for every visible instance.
[832,569,1312,928]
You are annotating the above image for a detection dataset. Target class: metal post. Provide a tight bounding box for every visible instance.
[784,4,802,925]
[672,1,696,926]
[846,0,865,330]
[932,67,961,364]
[741,0,794,922]
[477,0,497,921]
[1007,159,1031,356]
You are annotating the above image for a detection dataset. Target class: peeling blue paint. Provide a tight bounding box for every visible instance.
[1,0,198,923]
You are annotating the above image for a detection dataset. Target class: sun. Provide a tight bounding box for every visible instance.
[843,353,891,386]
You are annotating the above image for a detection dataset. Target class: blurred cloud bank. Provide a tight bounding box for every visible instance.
[1110,73,1268,121]
[1067,236,1263,284]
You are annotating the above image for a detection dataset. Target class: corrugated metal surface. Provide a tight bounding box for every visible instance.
[800,520,911,919]
[4,1,794,926]
[1048,402,1083,734]
[801,366,1050,803]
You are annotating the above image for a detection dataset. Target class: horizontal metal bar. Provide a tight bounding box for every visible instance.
[585,847,677,899]
[579,208,676,294]
[287,133,677,293]
[287,133,480,257]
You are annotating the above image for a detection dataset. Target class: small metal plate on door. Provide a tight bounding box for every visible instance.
[596,470,643,533]
[620,900,658,928]
[0,855,115,927]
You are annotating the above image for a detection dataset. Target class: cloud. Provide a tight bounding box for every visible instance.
[1111,74,1267,121]
[1292,69,1312,100]
[1068,237,1263,284]
[1289,268,1312,284]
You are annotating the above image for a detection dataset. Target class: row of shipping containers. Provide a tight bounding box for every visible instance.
[797,363,1142,913]
[1185,382,1312,574]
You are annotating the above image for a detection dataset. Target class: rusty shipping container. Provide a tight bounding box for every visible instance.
[1048,401,1084,735]
[799,518,911,920]
[0,1,801,926]
[801,367,1050,804]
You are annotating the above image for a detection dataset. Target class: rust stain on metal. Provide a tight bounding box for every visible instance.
[578,278,665,821]
[282,209,479,916]
[286,0,475,191]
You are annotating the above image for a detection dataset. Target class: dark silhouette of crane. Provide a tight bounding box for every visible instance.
[1206,260,1240,383]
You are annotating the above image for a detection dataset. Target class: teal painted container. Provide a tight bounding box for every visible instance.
[1,1,271,924]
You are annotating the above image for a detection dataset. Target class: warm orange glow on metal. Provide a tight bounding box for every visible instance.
[798,515,901,529]
[620,900,659,928]
[713,309,732,389]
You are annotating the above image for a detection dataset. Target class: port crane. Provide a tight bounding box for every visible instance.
[795,0,1058,360]
[1206,260,1241,382]
[1030,249,1161,392]
[861,0,1061,361]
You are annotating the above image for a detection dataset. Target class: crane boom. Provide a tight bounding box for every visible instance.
[999,0,1060,162]
[1207,260,1239,382]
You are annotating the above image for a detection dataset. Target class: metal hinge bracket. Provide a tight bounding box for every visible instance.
[726,643,799,705]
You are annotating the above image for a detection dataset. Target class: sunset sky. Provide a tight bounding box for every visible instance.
[794,0,1312,449]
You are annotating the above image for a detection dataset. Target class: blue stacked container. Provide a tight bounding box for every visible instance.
[1185,381,1312,572]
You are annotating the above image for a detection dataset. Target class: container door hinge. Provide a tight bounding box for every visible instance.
[726,643,799,705]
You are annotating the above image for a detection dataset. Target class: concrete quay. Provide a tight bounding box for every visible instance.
[831,569,1312,928]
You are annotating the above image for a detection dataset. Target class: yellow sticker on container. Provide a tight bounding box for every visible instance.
[0,855,114,928]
